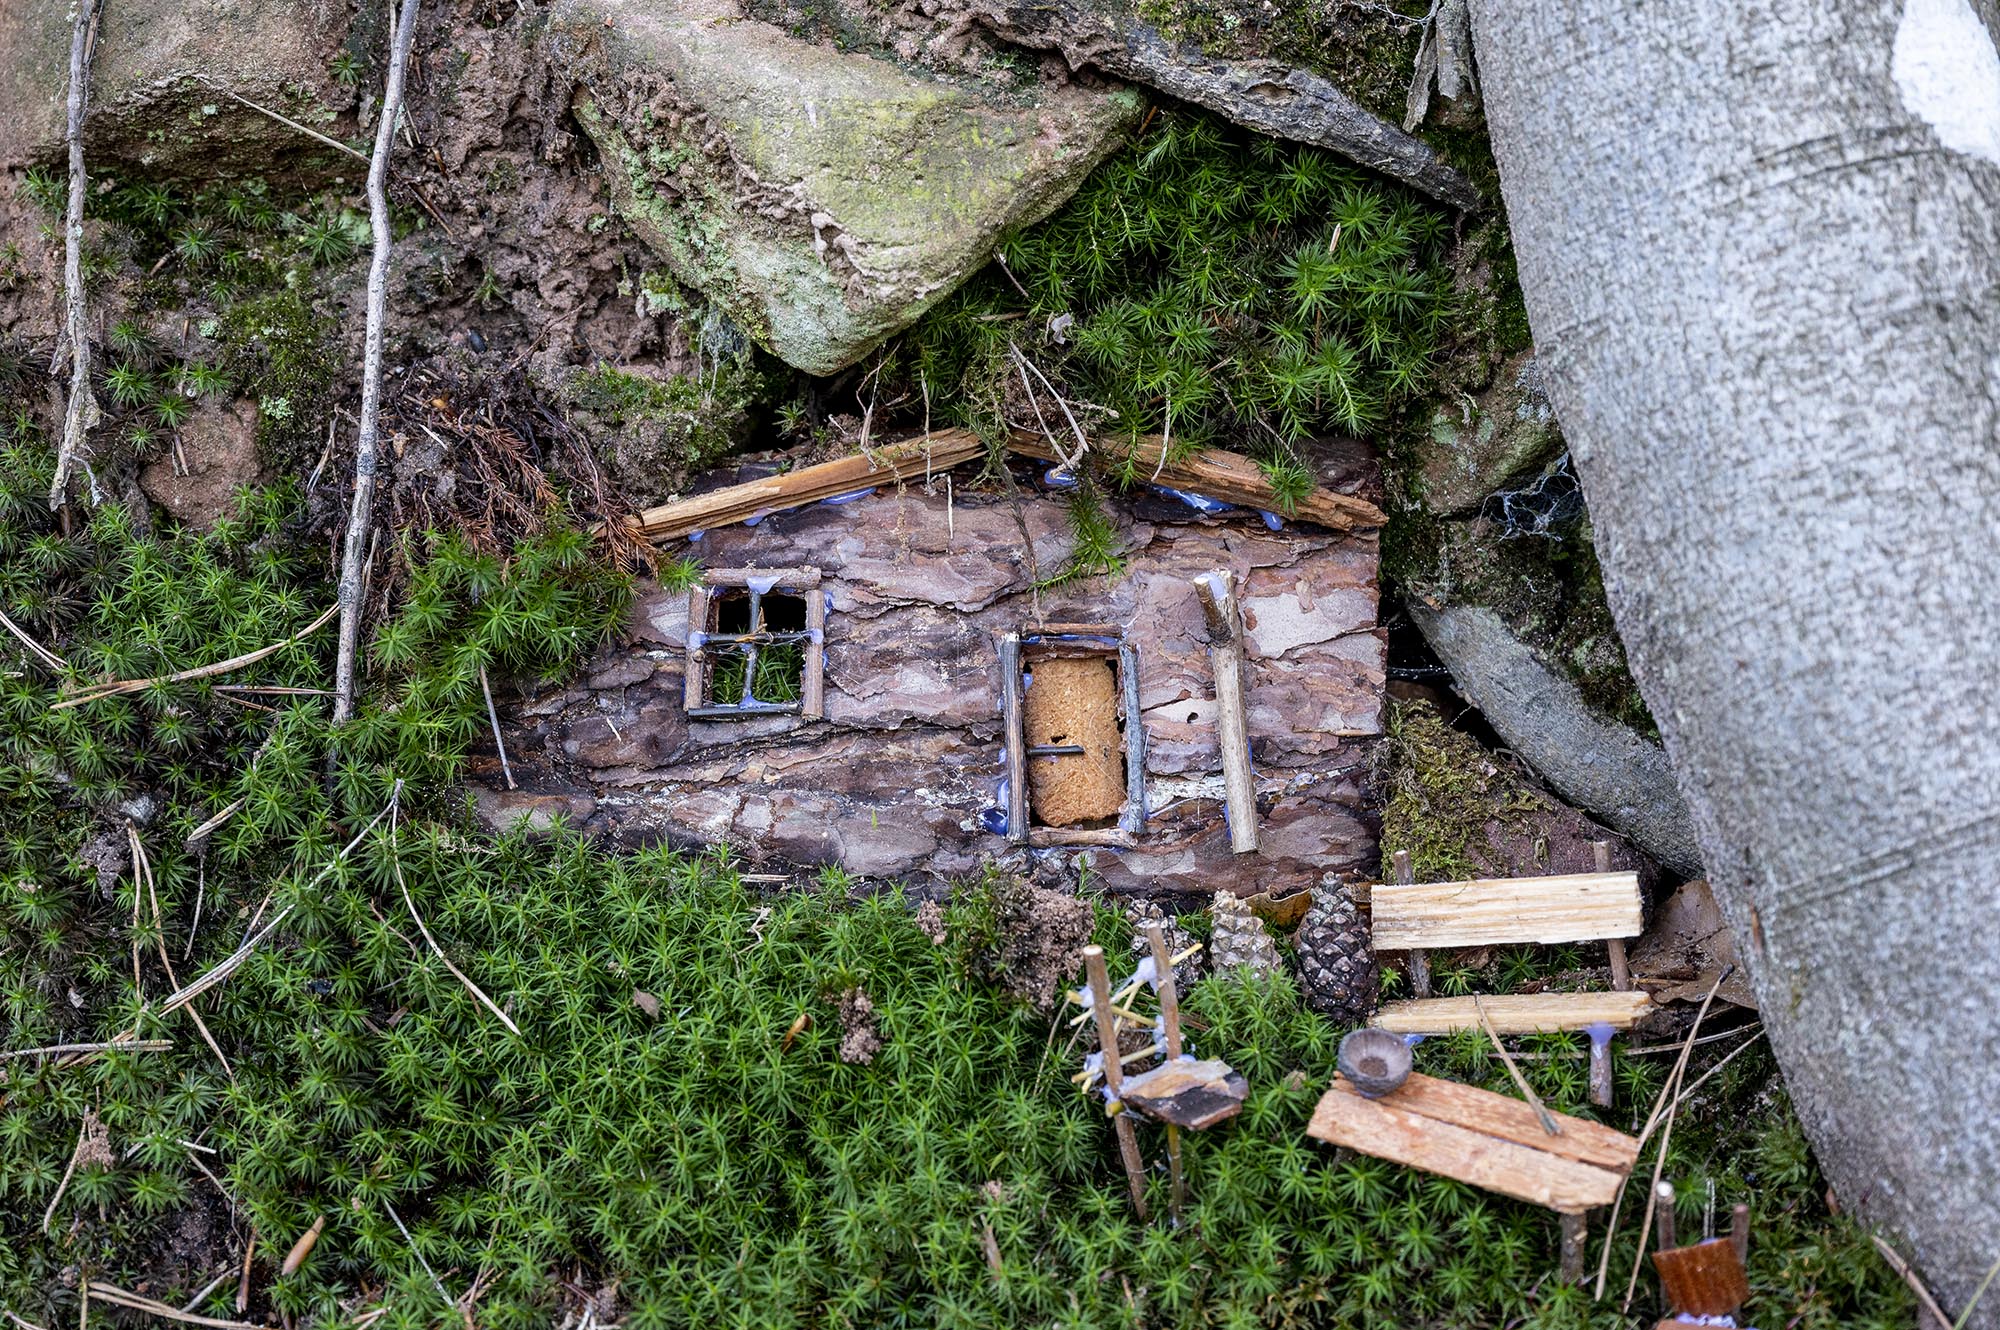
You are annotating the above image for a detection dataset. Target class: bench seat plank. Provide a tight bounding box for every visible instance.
[1375,990,1653,1035]
[1372,871,1643,950]
[1307,1074,1630,1213]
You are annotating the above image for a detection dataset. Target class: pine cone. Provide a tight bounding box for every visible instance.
[1126,899,1203,991]
[1294,877,1379,1025]
[1209,890,1281,980]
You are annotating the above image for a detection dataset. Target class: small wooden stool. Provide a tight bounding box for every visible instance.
[1651,1182,1751,1326]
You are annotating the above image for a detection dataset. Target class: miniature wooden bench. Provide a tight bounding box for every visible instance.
[1307,1071,1640,1281]
[1371,846,1648,1104]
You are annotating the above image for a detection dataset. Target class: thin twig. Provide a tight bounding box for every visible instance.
[478,664,515,790]
[81,1284,265,1330]
[1955,1252,2000,1330]
[1611,965,1734,1307]
[49,0,102,510]
[203,85,370,164]
[391,806,522,1037]
[178,1271,236,1317]
[56,603,338,709]
[1471,994,1560,1134]
[4,1310,50,1330]
[333,0,423,726]
[1871,1233,1954,1329]
[384,1199,455,1311]
[0,608,67,671]
[41,1117,88,1234]
[130,824,235,1082]
[0,1038,170,1061]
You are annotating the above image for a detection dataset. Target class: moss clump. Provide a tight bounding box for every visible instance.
[214,289,339,468]
[1381,699,1548,882]
[560,363,756,498]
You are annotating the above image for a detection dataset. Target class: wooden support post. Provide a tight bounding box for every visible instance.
[1654,1181,1678,1252]
[1391,850,1432,999]
[1730,1203,1750,1262]
[1588,1025,1615,1109]
[684,585,711,712]
[1192,571,1257,854]
[1083,945,1149,1219]
[1144,922,1186,1221]
[1559,1211,1588,1283]
[998,633,1029,845]
[802,579,827,720]
[1118,641,1147,835]
[1594,841,1632,990]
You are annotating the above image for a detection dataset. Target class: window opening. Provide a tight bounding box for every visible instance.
[685,568,825,720]
[997,625,1145,846]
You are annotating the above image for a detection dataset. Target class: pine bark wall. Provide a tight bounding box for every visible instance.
[480,469,1385,897]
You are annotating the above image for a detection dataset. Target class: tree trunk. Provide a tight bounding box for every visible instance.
[1472,0,2000,1315]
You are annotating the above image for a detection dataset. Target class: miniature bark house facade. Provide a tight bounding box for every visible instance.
[481,434,1388,897]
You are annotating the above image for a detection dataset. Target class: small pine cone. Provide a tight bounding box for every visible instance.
[1125,899,1203,991]
[1209,890,1281,980]
[1294,877,1379,1026]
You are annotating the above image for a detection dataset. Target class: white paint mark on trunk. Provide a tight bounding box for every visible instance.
[1892,0,2000,167]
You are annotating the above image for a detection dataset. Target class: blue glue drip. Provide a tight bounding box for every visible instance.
[821,487,875,506]
[979,806,1009,836]
[1156,486,1231,515]
[1259,510,1284,531]
[1043,467,1077,489]
[745,574,780,595]
[688,530,704,543]
[743,509,771,527]
[1403,1033,1426,1048]
[687,630,707,649]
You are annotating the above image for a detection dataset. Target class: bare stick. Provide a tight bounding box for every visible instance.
[333,0,423,726]
[235,1233,254,1315]
[56,603,338,709]
[1389,850,1431,997]
[1558,1211,1588,1283]
[130,825,234,1082]
[1082,945,1149,1219]
[478,664,516,790]
[4,1309,51,1330]
[1472,994,1560,1135]
[0,609,67,672]
[49,0,102,511]
[1652,1180,1677,1251]
[384,1199,455,1311]
[178,1271,236,1317]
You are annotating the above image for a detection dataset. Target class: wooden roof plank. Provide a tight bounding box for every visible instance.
[1348,1071,1640,1172]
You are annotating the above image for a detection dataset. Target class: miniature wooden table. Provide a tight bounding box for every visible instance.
[1307,1071,1641,1279]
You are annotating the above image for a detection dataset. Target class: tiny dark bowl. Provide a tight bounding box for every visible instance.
[1338,1027,1413,1099]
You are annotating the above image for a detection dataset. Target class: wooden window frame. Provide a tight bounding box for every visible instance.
[997,623,1146,849]
[684,567,825,720]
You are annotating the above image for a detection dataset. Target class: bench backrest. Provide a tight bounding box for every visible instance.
[1372,871,1642,950]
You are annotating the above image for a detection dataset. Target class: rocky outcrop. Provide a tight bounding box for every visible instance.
[0,1,345,176]
[478,458,1386,896]
[553,0,1144,374]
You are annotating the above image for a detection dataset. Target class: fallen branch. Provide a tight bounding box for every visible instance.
[968,0,1478,209]
[478,664,515,791]
[55,602,337,709]
[1871,1232,1954,1329]
[202,84,370,165]
[333,0,423,726]
[49,0,103,511]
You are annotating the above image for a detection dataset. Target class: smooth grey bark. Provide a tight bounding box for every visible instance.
[1472,0,2000,1315]
[1410,604,1702,875]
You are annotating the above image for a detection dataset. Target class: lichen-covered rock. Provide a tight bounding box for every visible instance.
[0,1,345,177]
[1414,351,1564,516]
[554,0,1144,374]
